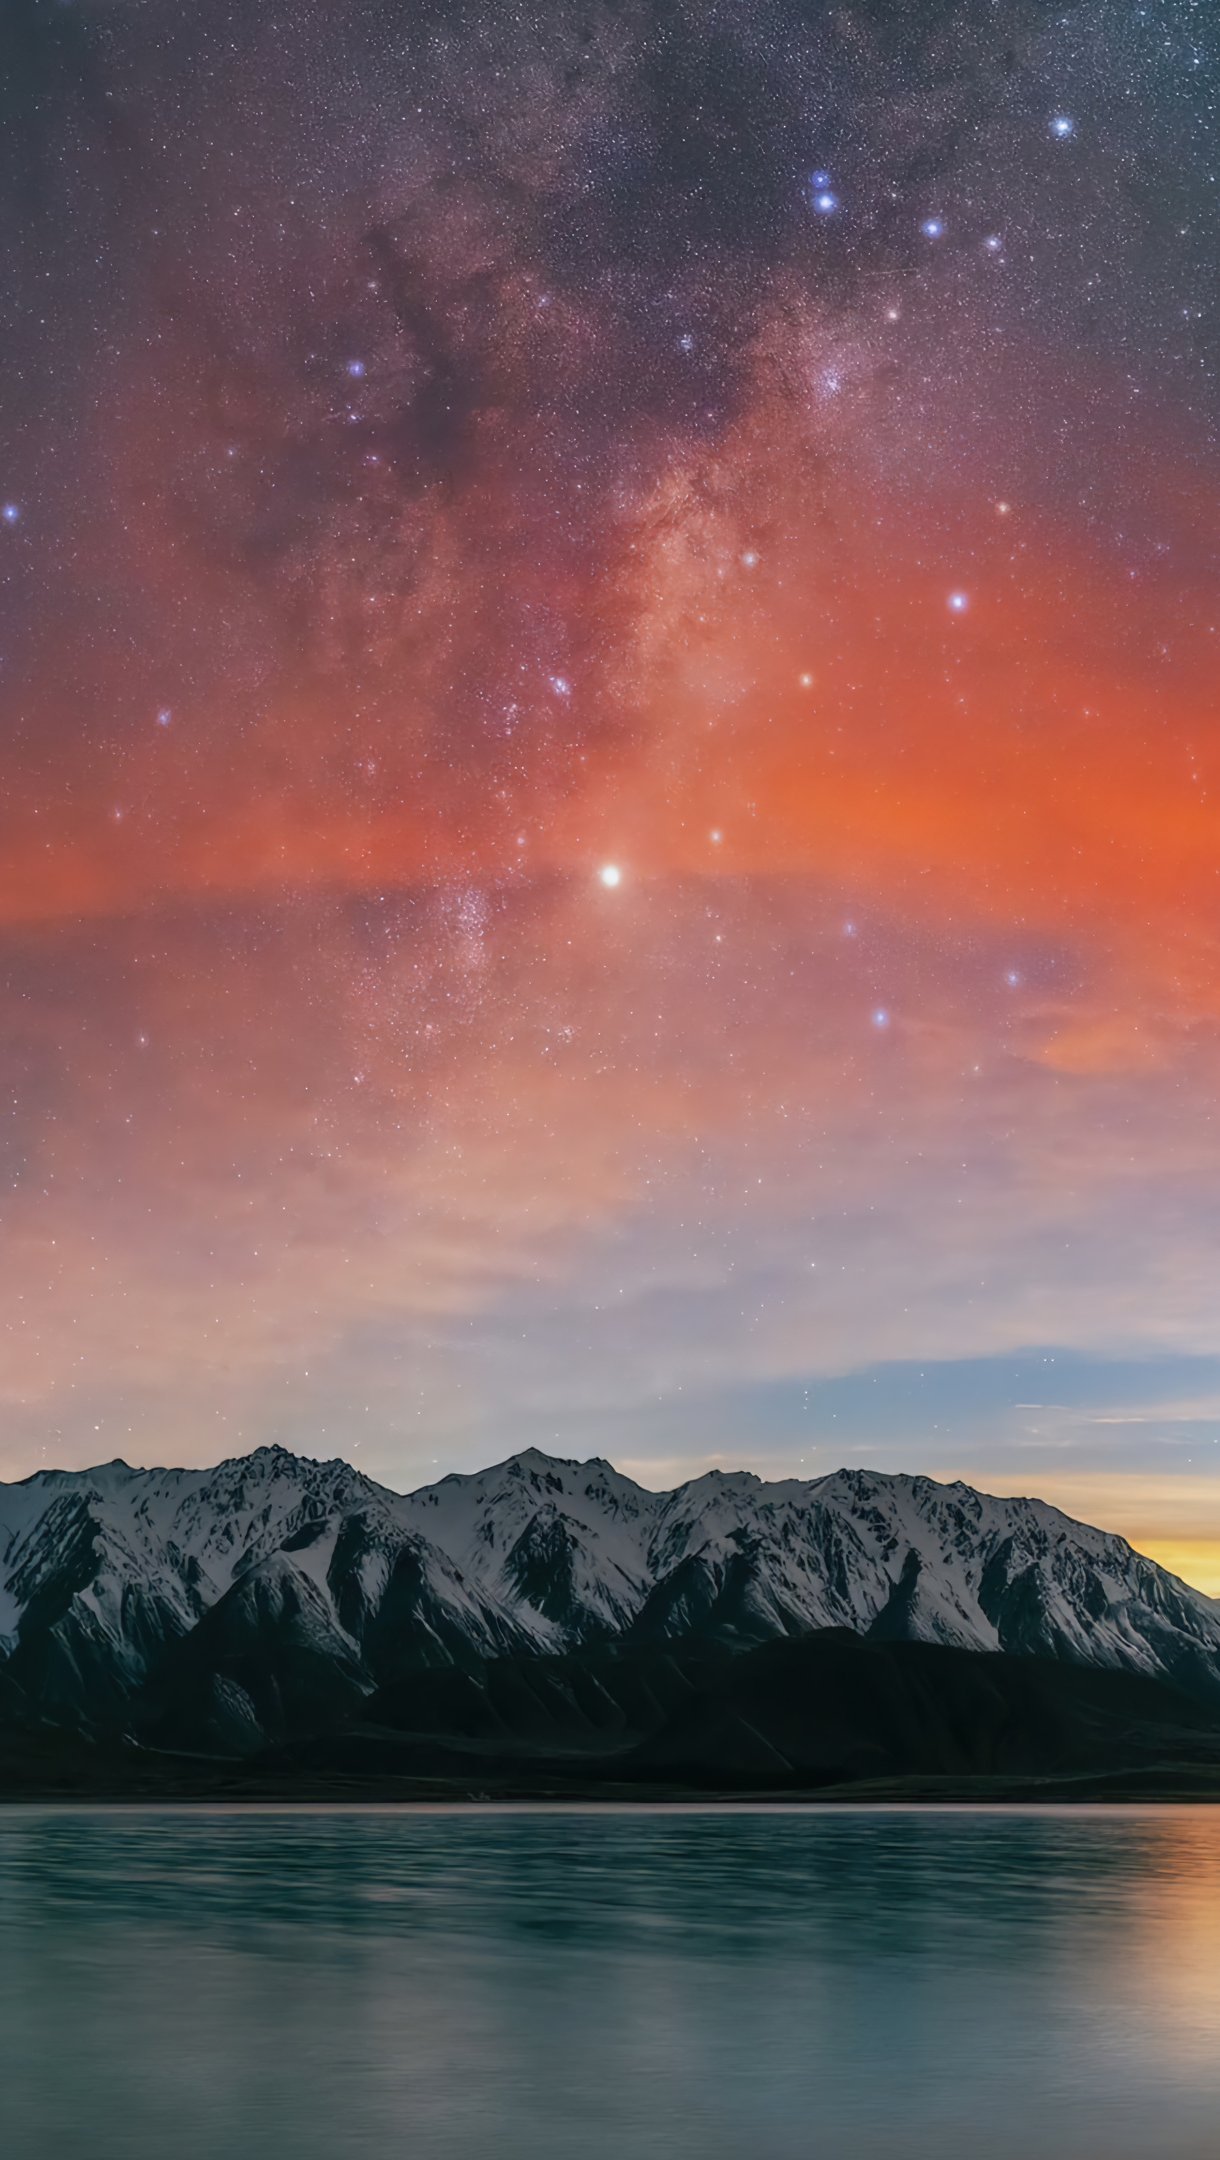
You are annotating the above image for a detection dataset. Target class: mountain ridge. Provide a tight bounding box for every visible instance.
[2,1444,1218,1762]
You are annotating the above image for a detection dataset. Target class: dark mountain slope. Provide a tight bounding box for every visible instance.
[138,1553,372,1755]
[626,1631,1220,1787]
[250,1631,1220,1796]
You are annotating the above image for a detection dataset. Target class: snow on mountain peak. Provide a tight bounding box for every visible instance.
[2,1445,1219,1741]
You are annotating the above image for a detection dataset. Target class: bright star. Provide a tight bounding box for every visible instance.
[872,1008,891,1029]
[1050,114,1075,138]
[921,218,944,240]
[550,675,572,697]
[709,830,723,845]
[156,708,172,727]
[346,360,366,377]
[812,189,839,215]
[1006,970,1021,987]
[948,590,969,612]
[598,864,622,889]
[984,234,1003,253]
[2,504,20,525]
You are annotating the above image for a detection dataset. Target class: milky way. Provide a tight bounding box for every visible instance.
[2,0,1219,1584]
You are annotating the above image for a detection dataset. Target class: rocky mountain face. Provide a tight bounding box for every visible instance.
[2,1444,1218,1755]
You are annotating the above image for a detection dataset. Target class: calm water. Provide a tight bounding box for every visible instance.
[1,1806,1218,2159]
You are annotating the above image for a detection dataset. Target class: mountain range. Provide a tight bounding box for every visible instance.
[3,1444,1220,1795]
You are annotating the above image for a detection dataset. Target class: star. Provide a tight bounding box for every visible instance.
[1050,114,1075,138]
[598,864,623,889]
[948,591,970,613]
[872,1008,891,1029]
[921,218,945,240]
[1,503,20,525]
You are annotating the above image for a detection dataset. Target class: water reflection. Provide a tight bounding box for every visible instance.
[0,1806,1217,2159]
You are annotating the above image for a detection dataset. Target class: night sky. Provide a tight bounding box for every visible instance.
[3,0,1219,1585]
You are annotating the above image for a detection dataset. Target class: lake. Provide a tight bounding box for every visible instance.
[0,1806,1218,2158]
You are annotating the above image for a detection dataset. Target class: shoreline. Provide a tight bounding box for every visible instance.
[4,1766,1220,1807]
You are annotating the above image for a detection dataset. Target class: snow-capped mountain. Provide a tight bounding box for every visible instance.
[2,1443,1218,1753]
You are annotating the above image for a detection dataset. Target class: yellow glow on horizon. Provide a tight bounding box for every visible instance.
[1134,1541,1220,1600]
[939,1468,1220,1602]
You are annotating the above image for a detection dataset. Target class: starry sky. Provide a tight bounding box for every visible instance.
[3,0,1219,1585]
